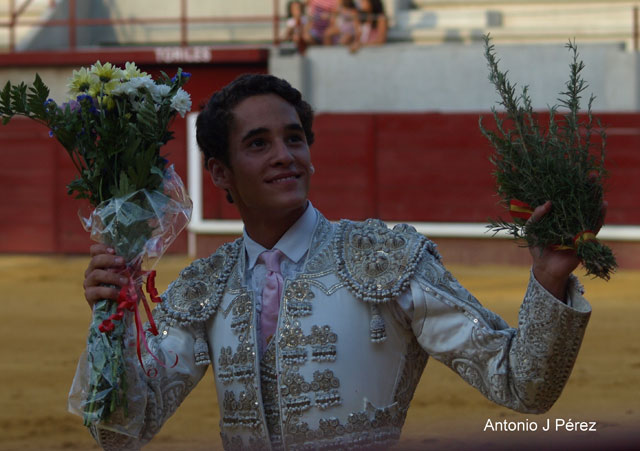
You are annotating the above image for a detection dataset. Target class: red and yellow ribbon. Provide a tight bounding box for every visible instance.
[553,230,598,251]
[98,270,177,376]
[509,199,534,220]
[508,199,599,251]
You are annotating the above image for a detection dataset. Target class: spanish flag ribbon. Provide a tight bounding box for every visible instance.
[509,199,534,220]
[574,230,597,244]
[552,230,598,251]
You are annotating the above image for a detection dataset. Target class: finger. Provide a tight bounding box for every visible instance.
[84,268,128,290]
[90,243,115,257]
[83,269,128,308]
[85,286,120,308]
[84,254,125,278]
[527,200,552,225]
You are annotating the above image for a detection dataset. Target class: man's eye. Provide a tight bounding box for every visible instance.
[287,134,304,144]
[249,138,266,148]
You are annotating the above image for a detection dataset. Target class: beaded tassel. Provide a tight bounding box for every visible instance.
[194,322,211,366]
[369,304,387,343]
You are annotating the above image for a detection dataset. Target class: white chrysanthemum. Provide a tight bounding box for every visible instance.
[126,75,155,93]
[110,81,133,96]
[170,88,191,117]
[151,84,172,103]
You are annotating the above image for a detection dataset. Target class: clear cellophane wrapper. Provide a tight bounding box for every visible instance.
[68,165,192,437]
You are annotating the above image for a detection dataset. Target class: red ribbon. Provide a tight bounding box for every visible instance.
[98,270,178,377]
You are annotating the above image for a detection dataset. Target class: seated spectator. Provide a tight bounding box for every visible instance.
[323,0,360,47]
[351,0,387,52]
[283,1,309,53]
[305,0,339,45]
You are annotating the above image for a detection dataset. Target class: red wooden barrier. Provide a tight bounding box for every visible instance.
[1,111,638,253]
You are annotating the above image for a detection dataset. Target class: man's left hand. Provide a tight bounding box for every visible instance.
[529,200,607,302]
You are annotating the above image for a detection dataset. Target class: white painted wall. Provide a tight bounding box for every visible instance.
[270,42,640,113]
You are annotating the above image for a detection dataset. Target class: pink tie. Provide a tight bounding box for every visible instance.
[259,249,284,349]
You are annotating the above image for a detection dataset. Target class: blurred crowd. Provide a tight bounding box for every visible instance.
[283,0,387,53]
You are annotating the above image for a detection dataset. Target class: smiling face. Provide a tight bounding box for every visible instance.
[208,93,313,221]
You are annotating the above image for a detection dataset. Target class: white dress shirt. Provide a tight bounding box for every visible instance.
[243,201,318,357]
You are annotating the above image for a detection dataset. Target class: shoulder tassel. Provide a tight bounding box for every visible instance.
[193,321,211,366]
[369,304,387,343]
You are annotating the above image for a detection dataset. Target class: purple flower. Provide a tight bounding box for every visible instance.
[48,130,54,138]
[62,100,81,113]
[171,71,191,83]
[43,98,56,108]
[76,94,93,103]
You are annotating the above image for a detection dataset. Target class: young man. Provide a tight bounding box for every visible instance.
[80,74,592,450]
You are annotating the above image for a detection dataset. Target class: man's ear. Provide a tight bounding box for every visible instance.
[207,158,232,190]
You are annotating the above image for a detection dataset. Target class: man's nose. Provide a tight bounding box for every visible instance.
[271,139,295,164]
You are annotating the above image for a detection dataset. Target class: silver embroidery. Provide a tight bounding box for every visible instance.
[90,372,195,450]
[284,402,403,450]
[217,272,268,447]
[157,239,242,325]
[304,214,335,274]
[392,337,429,419]
[333,219,438,304]
[418,251,591,414]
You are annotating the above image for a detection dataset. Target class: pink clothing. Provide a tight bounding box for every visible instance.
[308,0,338,43]
[309,0,338,10]
[258,249,284,350]
[360,18,382,44]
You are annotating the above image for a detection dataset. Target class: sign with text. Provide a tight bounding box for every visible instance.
[155,46,212,64]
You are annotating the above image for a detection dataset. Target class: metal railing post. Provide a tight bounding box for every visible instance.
[9,0,15,52]
[69,0,76,50]
[634,5,639,52]
[273,0,280,46]
[180,0,187,47]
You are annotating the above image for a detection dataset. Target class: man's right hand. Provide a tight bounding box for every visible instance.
[83,244,128,309]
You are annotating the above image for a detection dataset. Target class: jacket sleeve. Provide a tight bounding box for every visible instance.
[70,301,210,451]
[408,251,591,413]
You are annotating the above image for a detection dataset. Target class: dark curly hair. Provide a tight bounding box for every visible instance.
[196,73,315,168]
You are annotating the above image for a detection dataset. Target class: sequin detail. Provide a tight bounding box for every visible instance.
[334,219,439,304]
[157,240,242,325]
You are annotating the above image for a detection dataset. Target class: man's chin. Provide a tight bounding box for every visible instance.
[270,195,308,213]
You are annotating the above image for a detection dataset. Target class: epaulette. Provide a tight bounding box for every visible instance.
[157,239,242,325]
[334,219,439,304]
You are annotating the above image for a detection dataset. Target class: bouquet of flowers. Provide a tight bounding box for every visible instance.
[479,35,616,280]
[0,61,193,435]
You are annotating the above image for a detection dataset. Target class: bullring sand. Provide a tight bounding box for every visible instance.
[1,255,638,450]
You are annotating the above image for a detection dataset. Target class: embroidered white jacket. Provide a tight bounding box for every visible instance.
[78,211,591,450]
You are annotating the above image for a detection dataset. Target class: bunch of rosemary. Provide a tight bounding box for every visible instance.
[480,35,616,280]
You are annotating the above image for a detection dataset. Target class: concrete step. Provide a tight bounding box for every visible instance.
[391,1,636,46]
[411,0,633,7]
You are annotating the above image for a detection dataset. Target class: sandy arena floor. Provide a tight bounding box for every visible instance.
[0,255,638,450]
